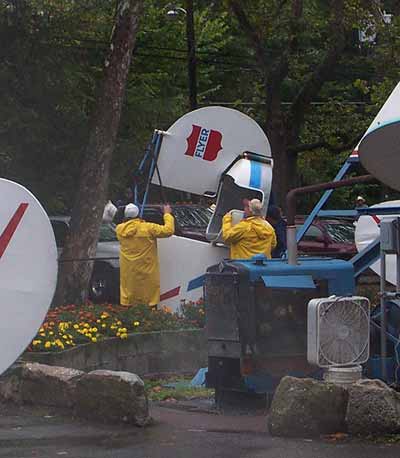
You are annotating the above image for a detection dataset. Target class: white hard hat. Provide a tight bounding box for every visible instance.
[124,203,139,219]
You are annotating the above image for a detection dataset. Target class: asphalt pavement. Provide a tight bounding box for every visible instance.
[0,402,400,458]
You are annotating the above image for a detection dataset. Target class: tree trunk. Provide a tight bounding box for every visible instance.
[265,96,298,210]
[185,0,197,110]
[54,0,143,306]
[270,141,298,210]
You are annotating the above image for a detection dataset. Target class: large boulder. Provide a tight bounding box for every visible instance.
[0,362,83,407]
[346,379,400,435]
[268,376,348,437]
[75,370,150,426]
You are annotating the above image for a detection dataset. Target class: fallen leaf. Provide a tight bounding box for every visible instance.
[322,432,348,442]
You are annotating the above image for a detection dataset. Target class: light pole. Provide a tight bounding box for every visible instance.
[166,2,198,111]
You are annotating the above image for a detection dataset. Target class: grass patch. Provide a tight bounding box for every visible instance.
[144,376,214,402]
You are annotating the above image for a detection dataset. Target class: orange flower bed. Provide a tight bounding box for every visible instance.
[29,300,205,352]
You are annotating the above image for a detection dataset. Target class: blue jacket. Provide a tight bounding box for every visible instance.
[272,219,287,258]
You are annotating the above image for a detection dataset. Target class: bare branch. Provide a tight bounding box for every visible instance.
[289,0,346,132]
[288,133,363,155]
[227,0,268,70]
[266,0,303,122]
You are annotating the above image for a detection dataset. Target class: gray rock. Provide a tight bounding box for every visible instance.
[0,376,22,404]
[346,378,400,435]
[75,370,150,426]
[268,376,348,437]
[0,362,83,407]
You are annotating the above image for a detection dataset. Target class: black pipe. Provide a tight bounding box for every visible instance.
[286,174,376,226]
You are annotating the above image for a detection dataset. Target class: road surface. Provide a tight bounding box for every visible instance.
[0,402,399,458]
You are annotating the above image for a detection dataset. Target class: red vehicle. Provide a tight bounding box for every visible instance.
[295,216,357,259]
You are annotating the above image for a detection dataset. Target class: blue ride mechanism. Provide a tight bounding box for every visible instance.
[205,255,355,396]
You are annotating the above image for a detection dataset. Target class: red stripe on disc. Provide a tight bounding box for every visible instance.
[0,203,29,259]
[371,214,381,225]
[160,287,180,302]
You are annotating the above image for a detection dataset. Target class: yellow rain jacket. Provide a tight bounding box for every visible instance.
[116,214,175,306]
[222,213,277,260]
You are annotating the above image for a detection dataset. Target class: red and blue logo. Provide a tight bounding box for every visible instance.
[185,125,223,162]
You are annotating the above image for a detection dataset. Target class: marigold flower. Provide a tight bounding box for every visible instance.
[45,342,51,349]
[133,321,140,327]
[91,337,97,343]
[120,333,128,339]
[73,324,79,329]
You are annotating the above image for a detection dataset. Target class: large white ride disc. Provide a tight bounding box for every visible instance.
[0,179,57,374]
[358,120,400,192]
[355,200,400,285]
[352,82,400,157]
[153,106,271,196]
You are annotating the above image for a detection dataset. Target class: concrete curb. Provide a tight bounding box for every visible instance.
[22,329,207,376]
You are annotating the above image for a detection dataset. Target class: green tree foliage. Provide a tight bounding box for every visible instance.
[0,0,233,210]
[224,0,400,207]
[0,0,399,214]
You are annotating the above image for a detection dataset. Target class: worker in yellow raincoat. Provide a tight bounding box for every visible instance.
[116,203,175,306]
[222,199,277,259]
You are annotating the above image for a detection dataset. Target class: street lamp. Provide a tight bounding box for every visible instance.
[166,2,198,111]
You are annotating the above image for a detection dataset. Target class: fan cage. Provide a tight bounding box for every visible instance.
[314,296,370,368]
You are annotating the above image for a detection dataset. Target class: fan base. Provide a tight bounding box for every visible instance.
[323,365,362,386]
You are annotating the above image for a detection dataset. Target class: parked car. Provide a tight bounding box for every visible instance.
[295,216,357,259]
[50,217,120,304]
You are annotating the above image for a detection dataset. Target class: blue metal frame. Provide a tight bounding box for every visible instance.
[357,207,400,216]
[139,132,163,217]
[296,159,356,242]
[317,210,357,218]
[351,239,380,278]
[133,132,157,205]
[131,130,164,218]
[349,207,400,278]
[292,153,394,279]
